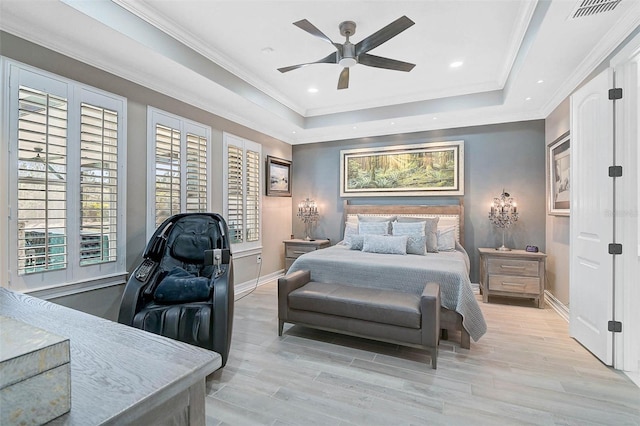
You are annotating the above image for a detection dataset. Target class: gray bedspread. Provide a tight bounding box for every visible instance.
[288,244,487,341]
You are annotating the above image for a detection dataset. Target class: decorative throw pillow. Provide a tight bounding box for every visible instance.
[437,226,457,251]
[345,234,365,250]
[358,221,389,236]
[362,234,408,255]
[397,216,439,252]
[358,215,396,234]
[391,221,427,255]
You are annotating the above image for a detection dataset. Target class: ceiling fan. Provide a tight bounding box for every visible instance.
[278,15,416,90]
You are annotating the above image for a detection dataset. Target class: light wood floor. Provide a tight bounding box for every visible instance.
[205,281,640,425]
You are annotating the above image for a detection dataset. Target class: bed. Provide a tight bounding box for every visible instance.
[287,201,487,348]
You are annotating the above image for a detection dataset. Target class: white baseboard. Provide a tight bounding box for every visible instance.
[235,269,284,296]
[544,290,569,322]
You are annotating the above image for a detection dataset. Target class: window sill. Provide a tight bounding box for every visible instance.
[22,272,128,300]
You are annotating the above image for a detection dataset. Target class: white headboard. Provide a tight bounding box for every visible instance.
[343,200,465,246]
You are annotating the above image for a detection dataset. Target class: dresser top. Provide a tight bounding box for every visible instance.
[284,239,330,245]
[478,247,546,258]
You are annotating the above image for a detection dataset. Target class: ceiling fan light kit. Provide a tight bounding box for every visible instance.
[278,16,416,90]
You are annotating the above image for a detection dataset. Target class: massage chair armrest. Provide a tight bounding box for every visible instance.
[118,274,148,326]
[277,270,311,320]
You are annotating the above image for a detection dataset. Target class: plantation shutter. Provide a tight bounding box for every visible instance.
[17,86,68,275]
[223,132,261,251]
[227,144,244,243]
[246,149,260,242]
[79,103,118,265]
[186,132,207,213]
[154,123,181,228]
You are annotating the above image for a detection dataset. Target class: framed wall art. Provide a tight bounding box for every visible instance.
[548,132,570,215]
[266,155,292,197]
[339,140,464,197]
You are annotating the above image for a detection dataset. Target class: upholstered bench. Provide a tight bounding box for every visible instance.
[278,269,440,368]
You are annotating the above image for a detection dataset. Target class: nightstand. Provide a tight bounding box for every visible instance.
[283,239,330,271]
[478,248,547,308]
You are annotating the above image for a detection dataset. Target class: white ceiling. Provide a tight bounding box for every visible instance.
[1,0,639,144]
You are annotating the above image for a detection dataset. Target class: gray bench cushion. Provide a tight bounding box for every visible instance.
[288,282,421,329]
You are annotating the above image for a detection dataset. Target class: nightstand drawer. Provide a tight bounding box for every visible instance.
[487,258,539,277]
[488,275,540,294]
[285,244,318,259]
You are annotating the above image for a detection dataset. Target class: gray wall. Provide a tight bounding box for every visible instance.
[1,32,292,319]
[292,120,546,283]
[545,100,571,305]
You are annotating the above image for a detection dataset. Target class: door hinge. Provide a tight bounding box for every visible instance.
[608,166,622,177]
[608,321,622,333]
[608,88,623,100]
[608,243,623,255]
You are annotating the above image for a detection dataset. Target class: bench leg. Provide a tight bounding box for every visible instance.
[430,347,438,369]
[460,329,470,349]
[278,320,284,336]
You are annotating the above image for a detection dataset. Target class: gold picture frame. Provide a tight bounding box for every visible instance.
[340,141,464,197]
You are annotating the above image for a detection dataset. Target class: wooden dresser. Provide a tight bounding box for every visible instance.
[478,248,547,308]
[284,239,330,271]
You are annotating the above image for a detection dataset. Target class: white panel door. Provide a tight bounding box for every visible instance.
[570,69,614,365]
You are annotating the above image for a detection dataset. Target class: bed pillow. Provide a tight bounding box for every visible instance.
[358,215,396,234]
[358,221,389,236]
[362,234,407,255]
[391,221,427,255]
[397,216,439,252]
[437,225,457,252]
[345,234,365,250]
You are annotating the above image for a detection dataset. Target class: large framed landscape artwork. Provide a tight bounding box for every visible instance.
[340,140,464,197]
[548,132,570,216]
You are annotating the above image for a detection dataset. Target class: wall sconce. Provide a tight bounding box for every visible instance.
[297,198,319,241]
[489,190,519,251]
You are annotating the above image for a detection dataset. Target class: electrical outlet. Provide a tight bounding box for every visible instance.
[256,255,262,264]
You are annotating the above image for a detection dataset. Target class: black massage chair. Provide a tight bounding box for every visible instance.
[118,213,233,366]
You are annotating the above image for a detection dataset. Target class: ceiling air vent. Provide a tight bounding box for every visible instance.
[569,0,622,19]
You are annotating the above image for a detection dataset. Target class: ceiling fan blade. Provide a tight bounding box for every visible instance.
[358,53,415,72]
[337,67,349,90]
[293,19,342,51]
[278,52,338,73]
[355,15,415,56]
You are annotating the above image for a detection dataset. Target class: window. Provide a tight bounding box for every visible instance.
[223,133,262,252]
[146,108,210,238]
[3,60,127,292]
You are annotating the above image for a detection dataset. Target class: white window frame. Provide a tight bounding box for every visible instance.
[222,132,262,254]
[1,58,127,294]
[146,107,211,239]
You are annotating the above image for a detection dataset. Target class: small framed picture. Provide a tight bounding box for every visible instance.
[266,156,292,197]
[548,132,570,216]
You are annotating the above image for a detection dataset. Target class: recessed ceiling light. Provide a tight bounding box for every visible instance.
[525,97,532,101]
[537,79,544,84]
[308,87,318,93]
[450,61,463,68]
[432,117,438,120]
[390,121,395,125]
[352,126,357,130]
[292,130,296,134]
[261,47,274,54]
